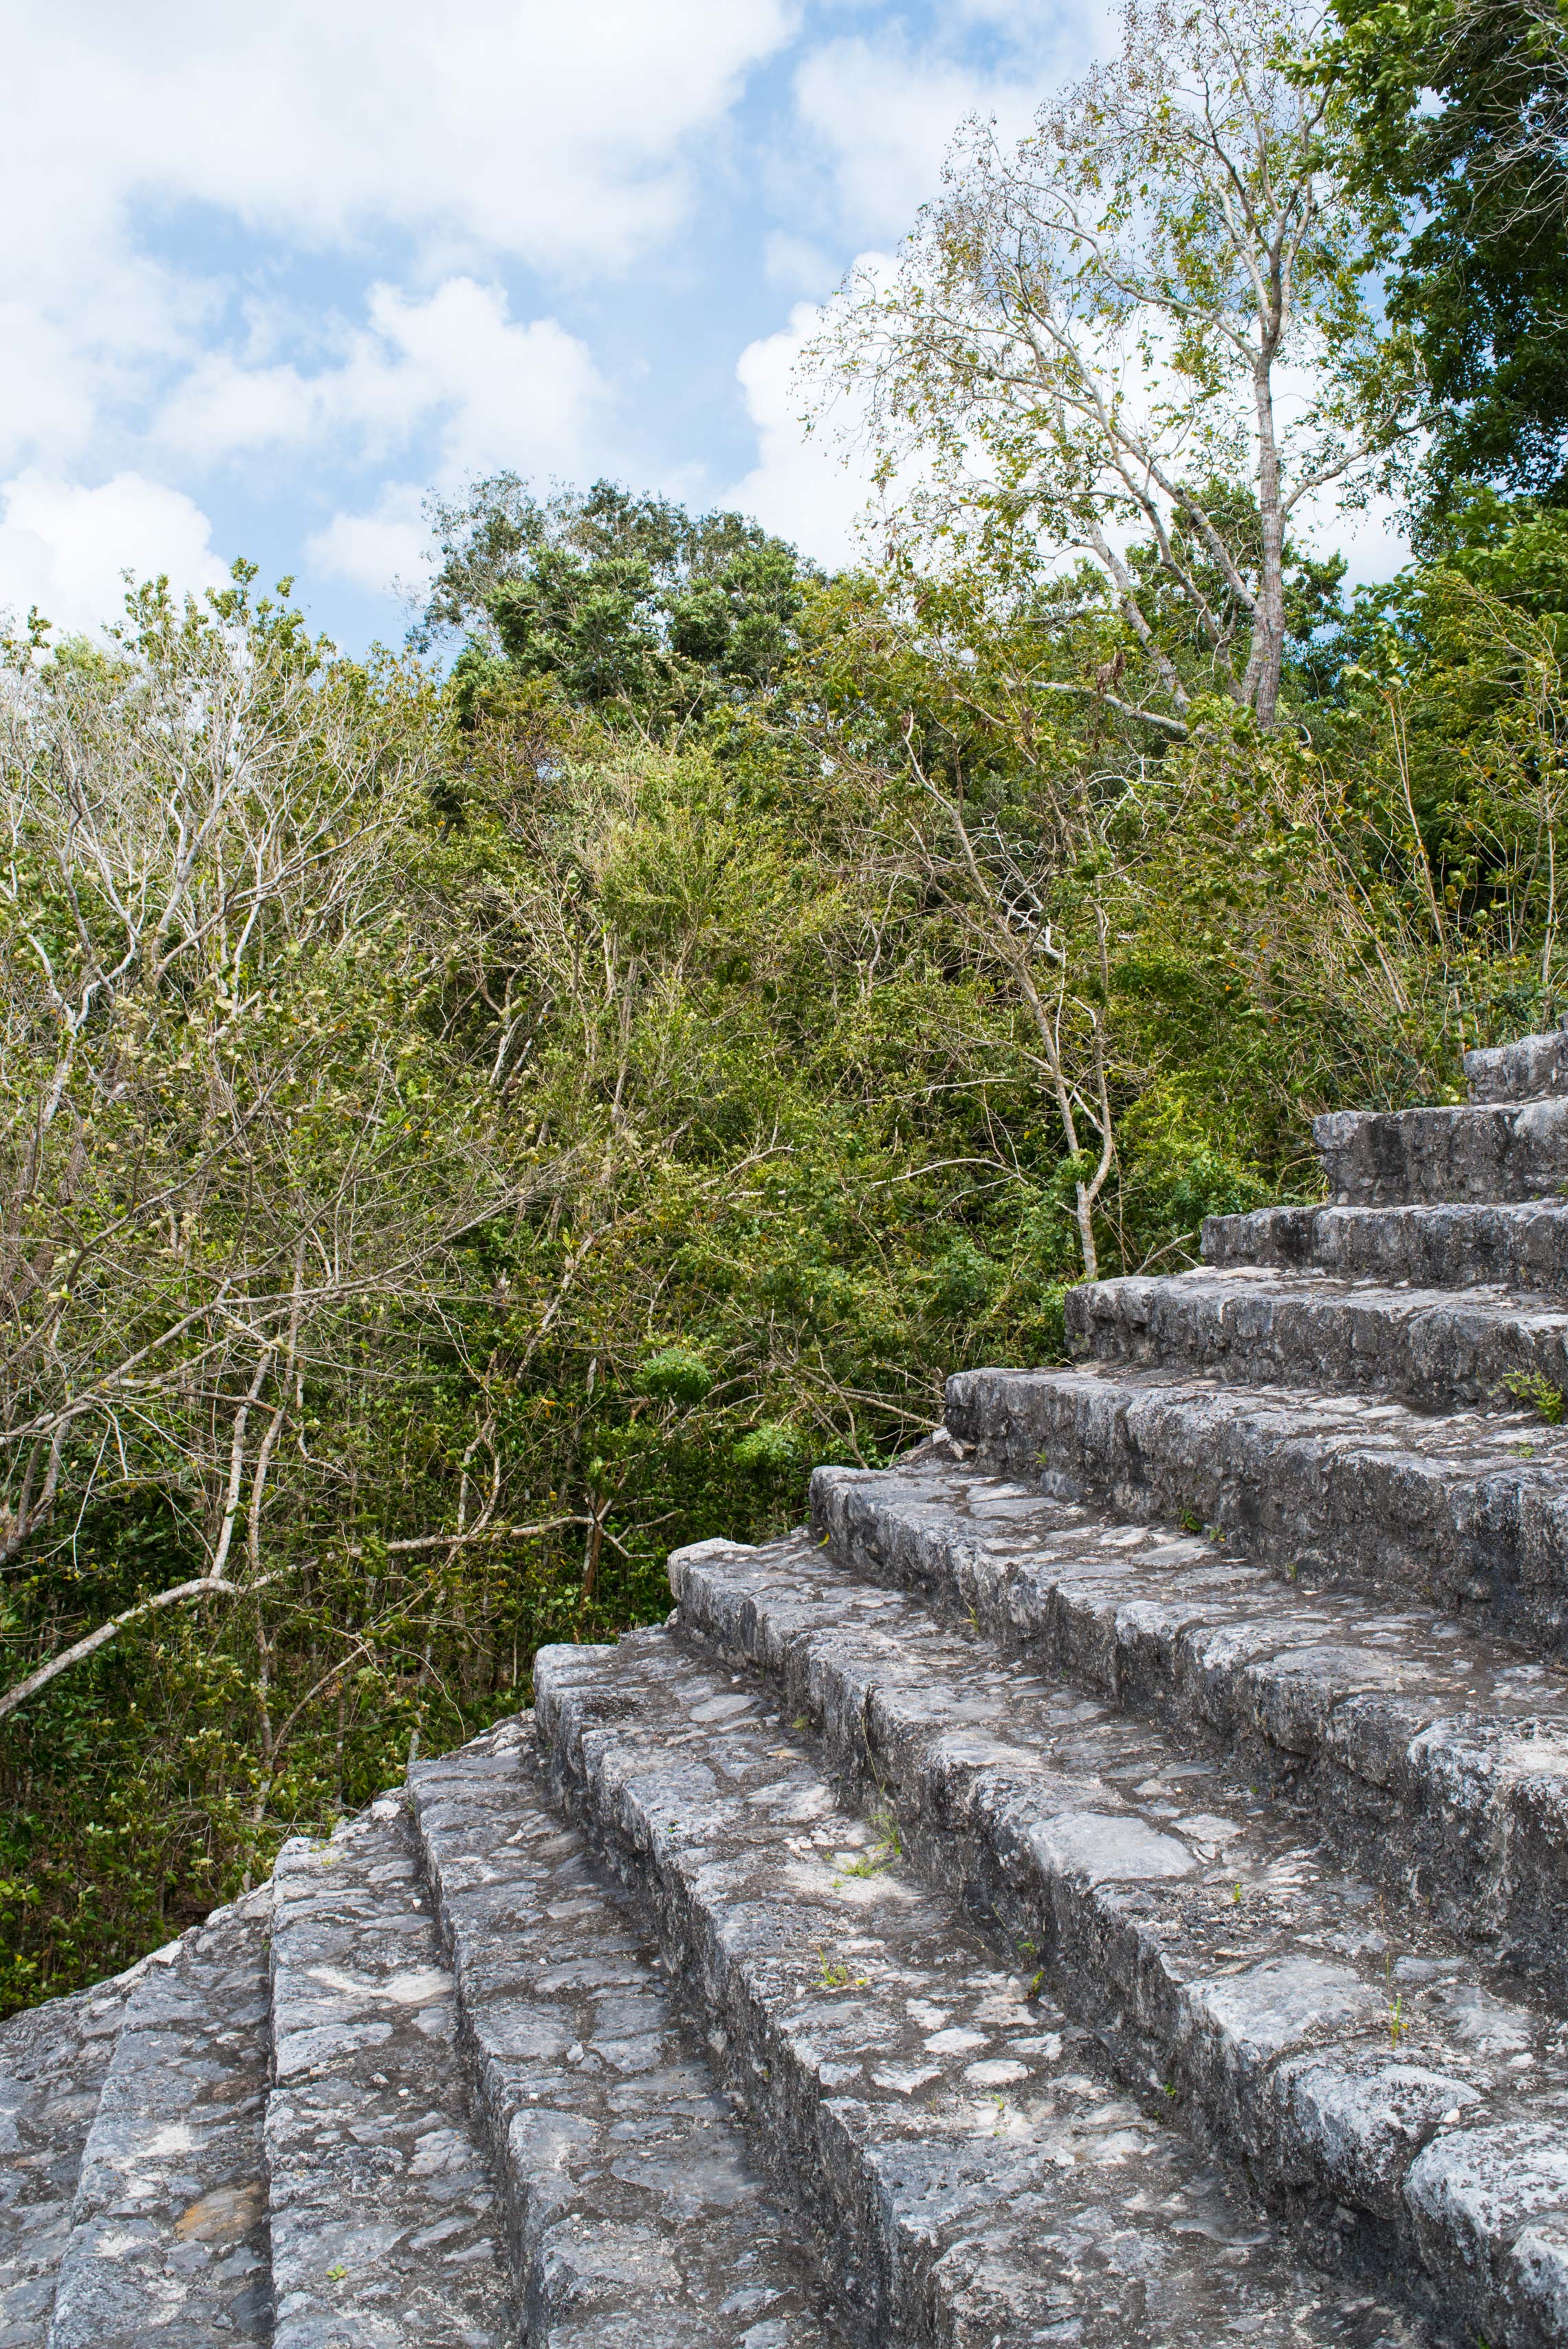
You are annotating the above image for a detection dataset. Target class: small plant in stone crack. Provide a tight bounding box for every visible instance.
[871,1799,902,1854]
[1497,1369,1567,1424]
[815,1947,869,1989]
[1383,1937,1408,2048]
[836,1803,902,1879]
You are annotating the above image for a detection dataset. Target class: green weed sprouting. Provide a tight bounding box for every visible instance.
[1499,1369,1567,1424]
[836,1806,901,1879]
[815,1948,869,1990]
[870,1802,902,1854]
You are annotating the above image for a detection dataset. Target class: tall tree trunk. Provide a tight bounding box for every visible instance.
[1247,338,1289,726]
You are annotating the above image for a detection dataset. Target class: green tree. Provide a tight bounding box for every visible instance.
[810,0,1417,730]
[1323,0,1568,510]
[413,475,820,735]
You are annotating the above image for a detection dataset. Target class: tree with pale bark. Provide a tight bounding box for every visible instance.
[811,0,1422,730]
[0,574,560,1738]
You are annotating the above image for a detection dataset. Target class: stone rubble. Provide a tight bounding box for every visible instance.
[10,1024,1568,2342]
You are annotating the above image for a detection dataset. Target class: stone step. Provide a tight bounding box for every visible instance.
[1466,1026,1568,1104]
[0,1978,131,2349]
[806,1455,1568,2002]
[669,1530,1568,2349]
[1314,1099,1568,1206]
[266,1793,512,2349]
[1202,1200,1568,1295]
[45,1893,272,2349]
[409,1713,839,2348]
[946,1358,1568,1658]
[1067,1263,1568,1408]
[535,1626,1427,2349]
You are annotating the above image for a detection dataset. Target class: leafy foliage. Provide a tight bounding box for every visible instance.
[415,475,818,735]
[6,0,1568,2017]
[1324,0,1568,509]
[809,0,1417,728]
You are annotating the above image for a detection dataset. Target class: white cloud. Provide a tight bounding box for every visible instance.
[5,0,798,283]
[160,280,613,483]
[726,283,886,567]
[0,308,105,471]
[0,1,798,503]
[307,485,430,599]
[788,35,1058,242]
[248,282,617,603]
[0,258,206,477]
[763,232,840,296]
[950,0,1115,40]
[0,473,228,636]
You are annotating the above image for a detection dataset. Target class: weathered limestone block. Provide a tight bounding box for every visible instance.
[946,1360,1568,1653]
[535,1629,1424,2349]
[1067,1264,1568,1407]
[805,1458,1568,1996]
[265,1796,511,2349]
[409,1714,838,2348]
[1314,1099,1568,1206]
[47,1894,272,2349]
[1203,1200,1568,1292]
[670,1532,1565,2349]
[0,1980,128,2349]
[1465,1026,1568,1105]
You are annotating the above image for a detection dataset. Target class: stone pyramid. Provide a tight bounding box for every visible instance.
[8,1032,1568,2346]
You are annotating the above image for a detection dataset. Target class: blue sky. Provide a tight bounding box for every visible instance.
[3,0,1399,653]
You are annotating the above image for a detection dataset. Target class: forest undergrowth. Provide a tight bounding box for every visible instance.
[3,0,1566,2007]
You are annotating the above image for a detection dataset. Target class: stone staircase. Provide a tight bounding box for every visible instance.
[10,1035,1568,2347]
